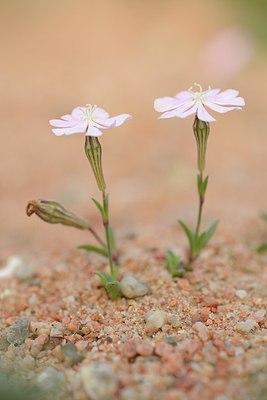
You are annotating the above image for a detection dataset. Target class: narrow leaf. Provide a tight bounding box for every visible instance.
[106,281,121,300]
[165,250,184,278]
[195,231,207,253]
[202,176,209,196]
[178,220,195,252]
[202,220,219,248]
[95,271,110,286]
[78,244,108,257]
[92,198,105,217]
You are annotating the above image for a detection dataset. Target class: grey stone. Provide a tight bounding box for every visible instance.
[6,317,30,346]
[80,362,118,400]
[120,273,150,299]
[61,343,85,366]
[36,367,67,398]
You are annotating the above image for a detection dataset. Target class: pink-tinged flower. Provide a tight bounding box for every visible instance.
[154,83,245,122]
[50,104,132,137]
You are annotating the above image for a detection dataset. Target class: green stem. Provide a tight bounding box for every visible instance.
[195,171,204,238]
[102,191,114,277]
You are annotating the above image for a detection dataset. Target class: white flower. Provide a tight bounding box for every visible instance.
[154,83,245,122]
[50,104,132,136]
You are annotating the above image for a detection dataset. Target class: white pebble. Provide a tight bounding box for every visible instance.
[80,362,118,400]
[235,319,258,334]
[120,273,150,299]
[235,289,247,299]
[145,309,169,329]
[0,256,22,279]
[193,322,209,341]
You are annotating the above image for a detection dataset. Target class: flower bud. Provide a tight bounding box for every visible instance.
[26,199,89,230]
[193,115,210,172]
[84,136,106,192]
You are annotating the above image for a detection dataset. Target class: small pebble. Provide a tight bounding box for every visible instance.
[6,317,30,346]
[120,273,151,299]
[167,315,180,328]
[50,322,65,338]
[145,309,169,332]
[136,341,154,356]
[0,256,23,279]
[192,322,209,341]
[15,263,35,281]
[121,341,137,359]
[80,362,118,400]
[30,334,49,357]
[30,321,51,336]
[235,319,258,334]
[235,289,247,299]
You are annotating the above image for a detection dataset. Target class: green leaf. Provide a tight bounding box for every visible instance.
[202,176,209,196]
[95,272,121,300]
[256,242,267,253]
[78,244,108,257]
[195,231,207,253]
[92,198,105,217]
[202,220,219,248]
[197,174,209,197]
[106,281,121,300]
[178,220,195,253]
[260,212,267,223]
[165,250,185,278]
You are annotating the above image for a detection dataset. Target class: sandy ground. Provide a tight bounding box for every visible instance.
[0,1,267,399]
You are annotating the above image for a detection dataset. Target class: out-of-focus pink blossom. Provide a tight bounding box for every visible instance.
[50,104,132,137]
[154,83,245,122]
[200,28,254,82]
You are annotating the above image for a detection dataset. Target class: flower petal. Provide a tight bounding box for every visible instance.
[174,91,193,101]
[175,103,198,119]
[197,103,216,122]
[215,89,239,99]
[71,107,86,119]
[154,97,182,112]
[52,122,87,136]
[86,125,103,137]
[159,100,196,119]
[93,107,110,119]
[204,101,242,114]
[158,109,182,119]
[99,114,132,128]
[49,118,77,128]
[213,97,245,106]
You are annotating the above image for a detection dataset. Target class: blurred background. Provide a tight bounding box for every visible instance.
[0,0,267,254]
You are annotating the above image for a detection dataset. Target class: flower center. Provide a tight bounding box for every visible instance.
[83,104,97,124]
[188,83,211,103]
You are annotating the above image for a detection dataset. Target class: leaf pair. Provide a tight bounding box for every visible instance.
[95,268,121,300]
[179,220,218,260]
[197,175,209,198]
[165,250,185,278]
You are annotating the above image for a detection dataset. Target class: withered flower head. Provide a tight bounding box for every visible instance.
[26,199,89,230]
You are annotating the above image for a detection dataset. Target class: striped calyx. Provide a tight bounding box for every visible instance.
[84,136,106,192]
[26,199,89,230]
[193,115,210,172]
